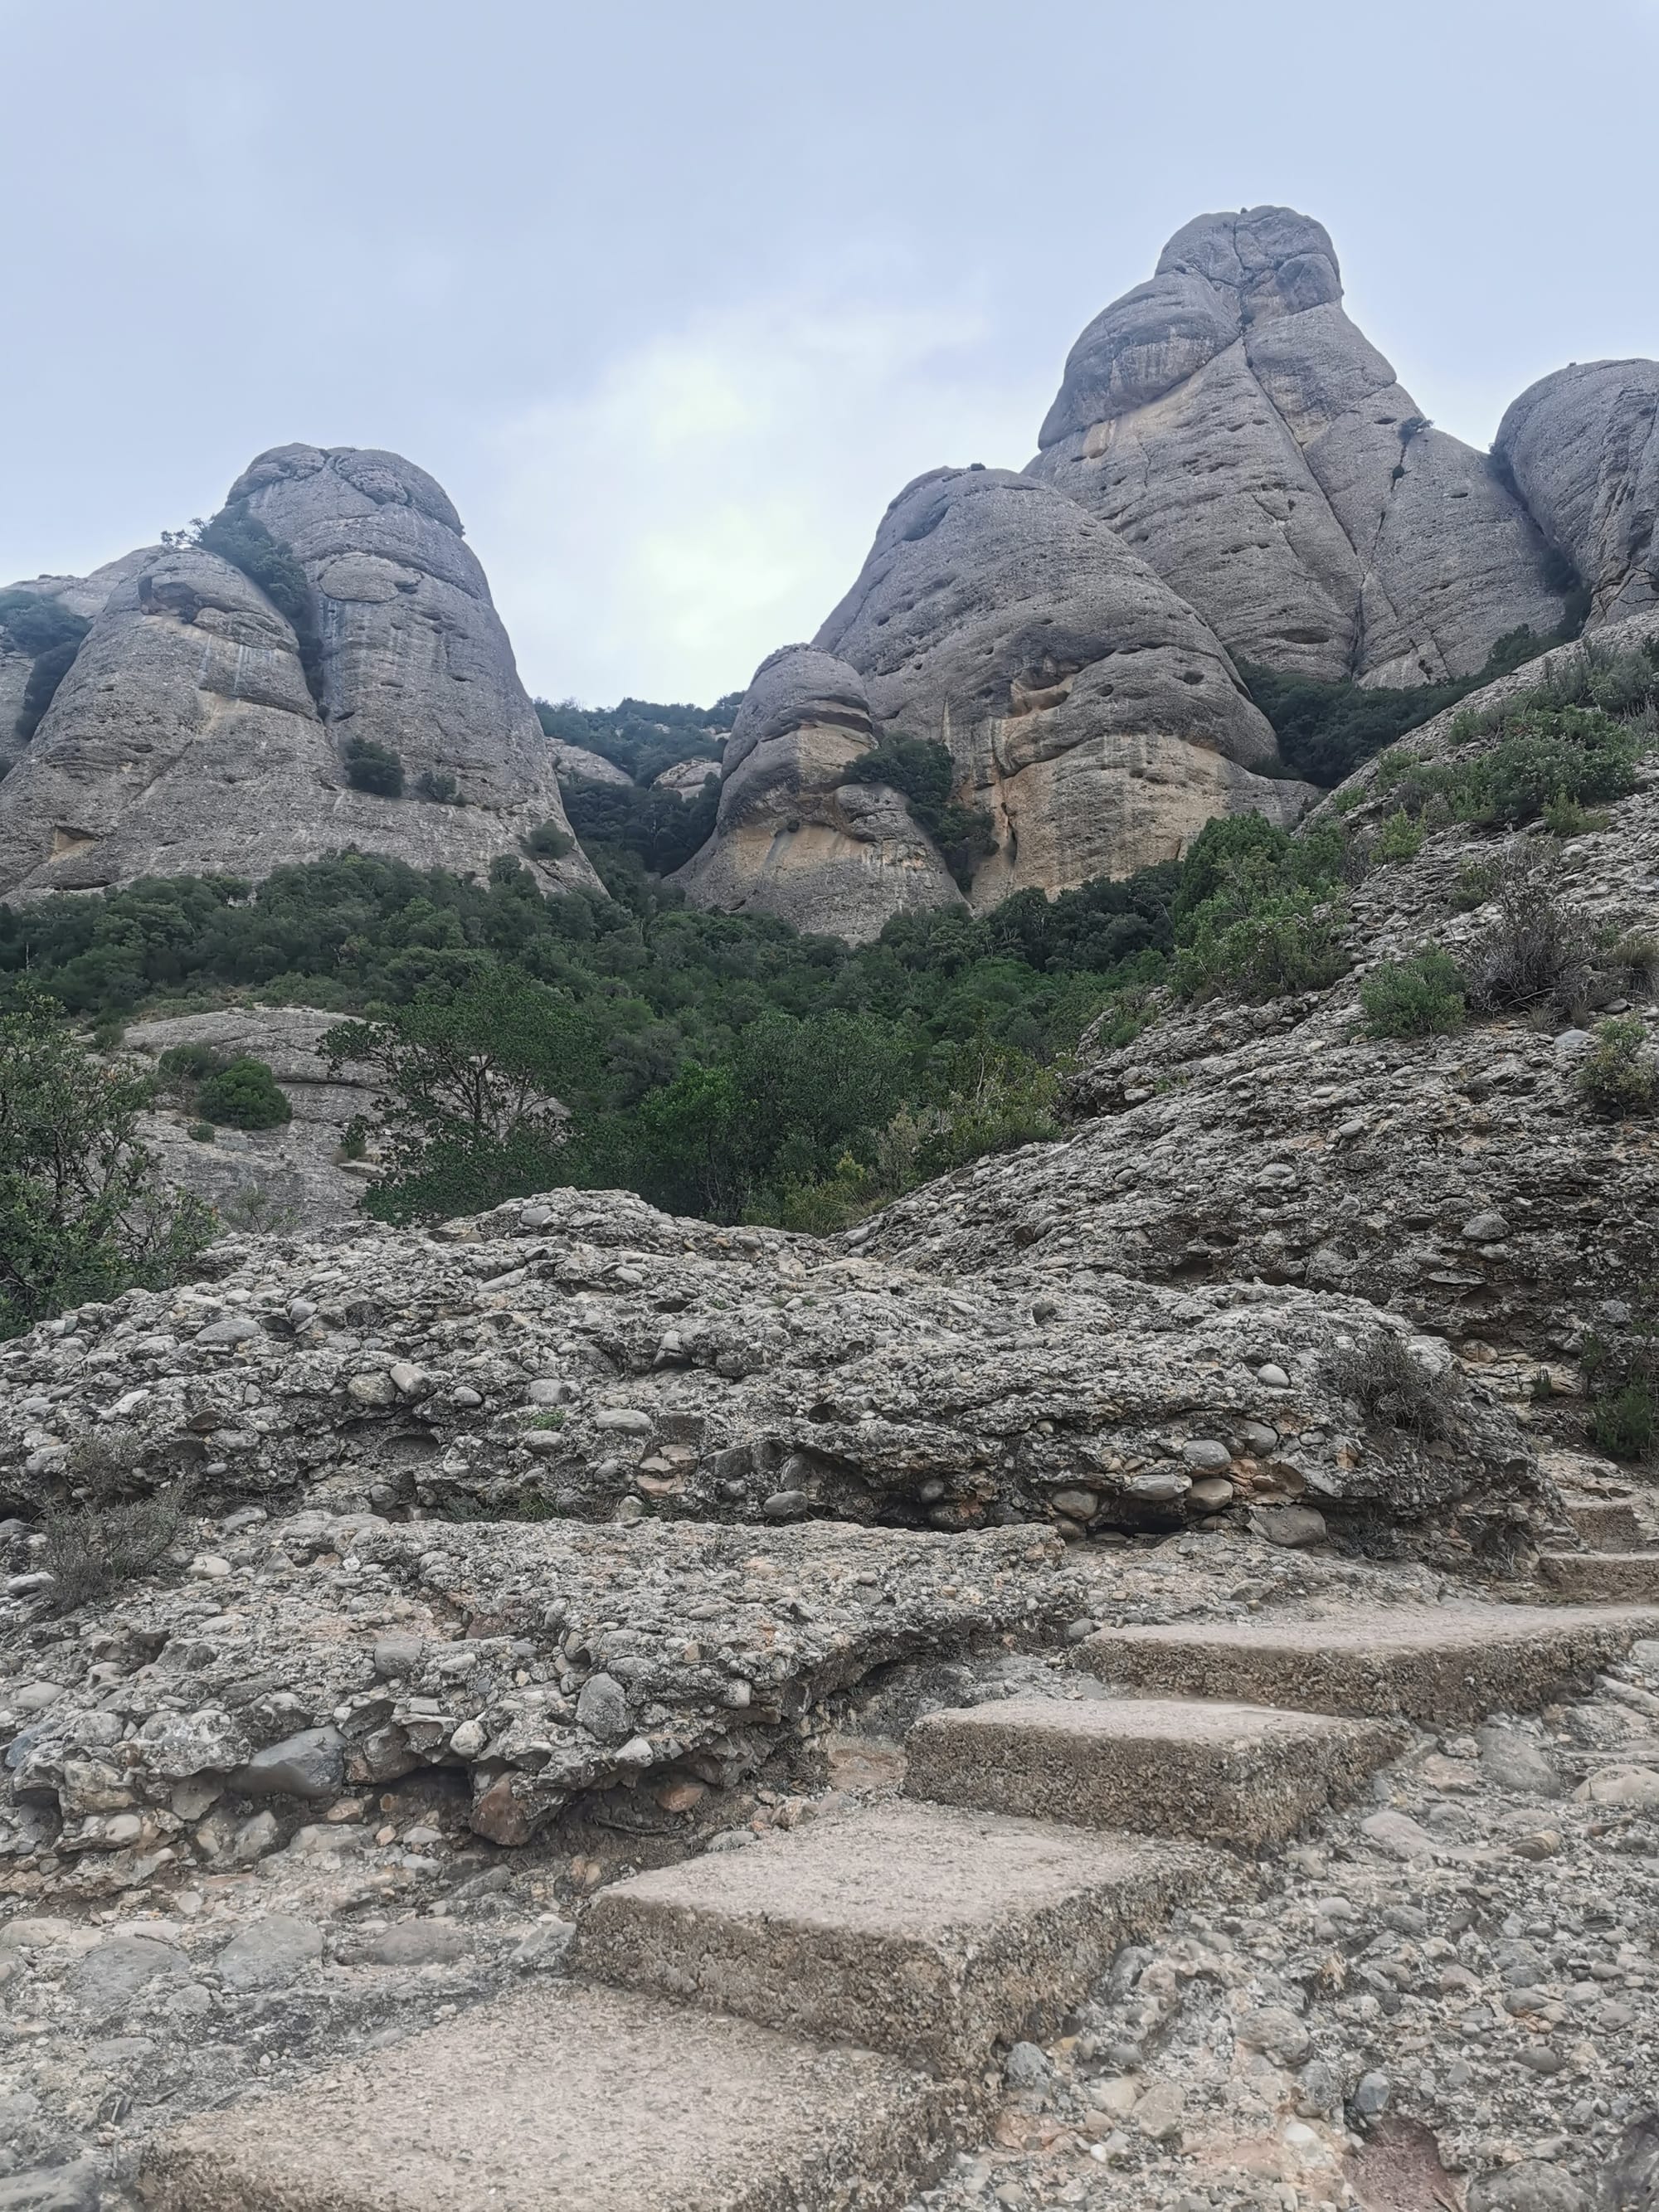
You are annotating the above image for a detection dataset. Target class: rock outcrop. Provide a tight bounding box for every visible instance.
[119,1008,384,1232]
[672,645,963,938]
[1030,207,1567,687]
[0,452,595,900]
[853,614,1659,1367]
[810,467,1313,903]
[1496,359,1659,627]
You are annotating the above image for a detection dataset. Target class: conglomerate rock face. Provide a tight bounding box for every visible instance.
[853,617,1659,1361]
[671,644,962,938]
[1029,207,1567,688]
[0,449,595,900]
[1496,359,1659,629]
[808,468,1314,903]
[0,1188,1540,1560]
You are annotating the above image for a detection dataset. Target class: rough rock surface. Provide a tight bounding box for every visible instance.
[807,469,1313,904]
[119,1009,381,1232]
[1496,360,1659,628]
[852,618,1659,1366]
[0,1186,1542,1560]
[548,740,633,787]
[0,455,595,901]
[906,1635,1659,2212]
[674,644,963,938]
[1030,207,1566,686]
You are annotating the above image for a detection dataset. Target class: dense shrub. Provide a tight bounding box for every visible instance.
[1575,1018,1659,1118]
[558,773,716,876]
[1462,858,1596,1015]
[1360,949,1467,1038]
[524,819,577,861]
[195,1056,291,1129]
[1170,815,1353,1003]
[1582,1326,1658,1462]
[535,694,736,785]
[1239,625,1565,787]
[415,771,461,804]
[344,738,405,797]
[843,734,999,890]
[1370,811,1426,863]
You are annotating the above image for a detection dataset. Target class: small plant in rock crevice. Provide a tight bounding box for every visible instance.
[1575,1018,1659,1119]
[1326,1330,1459,1441]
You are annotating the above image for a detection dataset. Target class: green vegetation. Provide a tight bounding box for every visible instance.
[1582,1323,1658,1463]
[190,506,327,707]
[1360,949,1467,1038]
[158,1041,290,1129]
[0,587,92,743]
[1239,623,1572,787]
[843,734,1000,889]
[1370,811,1425,863]
[415,771,461,805]
[344,738,405,797]
[196,1056,291,1130]
[0,989,213,1338]
[558,771,718,880]
[534,695,738,784]
[1168,814,1353,1003]
[1575,1017,1659,1119]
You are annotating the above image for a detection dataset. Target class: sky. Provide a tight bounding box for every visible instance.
[2,0,1657,707]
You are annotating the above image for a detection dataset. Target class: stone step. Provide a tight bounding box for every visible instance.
[1074,1605,1659,1724]
[902,1694,1405,1850]
[142,1977,968,2212]
[1564,1499,1646,1550]
[1539,1553,1659,1603]
[571,1797,1214,2078]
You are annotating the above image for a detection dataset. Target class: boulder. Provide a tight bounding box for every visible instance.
[673,644,963,939]
[1030,206,1567,686]
[813,466,1312,903]
[1495,358,1659,627]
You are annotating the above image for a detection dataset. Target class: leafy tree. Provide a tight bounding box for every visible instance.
[535,694,734,784]
[559,772,718,877]
[322,973,605,1221]
[0,990,214,1337]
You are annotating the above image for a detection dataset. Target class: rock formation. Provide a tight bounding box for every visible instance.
[672,644,963,937]
[810,466,1313,903]
[1496,359,1659,627]
[0,450,595,900]
[1030,207,1567,686]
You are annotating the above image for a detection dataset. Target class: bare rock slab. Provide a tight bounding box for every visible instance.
[571,1797,1214,2075]
[141,1978,965,2212]
[902,1694,1404,1849]
[1075,1606,1659,1723]
[1564,1499,1647,1550]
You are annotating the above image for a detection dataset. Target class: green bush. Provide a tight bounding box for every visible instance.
[1238,625,1567,787]
[158,1041,225,1085]
[1575,1018,1659,1118]
[1371,811,1425,863]
[1170,816,1353,1004]
[1592,1383,1657,1461]
[415,771,461,805]
[344,739,405,798]
[1360,949,1467,1038]
[1463,859,1595,1014]
[1447,857,1501,912]
[194,1056,291,1129]
[1326,1330,1458,1440]
[524,818,577,861]
[843,733,999,890]
[535,693,734,784]
[556,776,713,874]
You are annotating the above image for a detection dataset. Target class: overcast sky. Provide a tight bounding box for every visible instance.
[3,0,1657,707]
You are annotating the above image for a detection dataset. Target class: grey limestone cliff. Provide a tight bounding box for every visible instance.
[810,466,1312,904]
[1030,207,1567,687]
[0,448,595,900]
[672,644,964,938]
[1496,360,1659,629]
